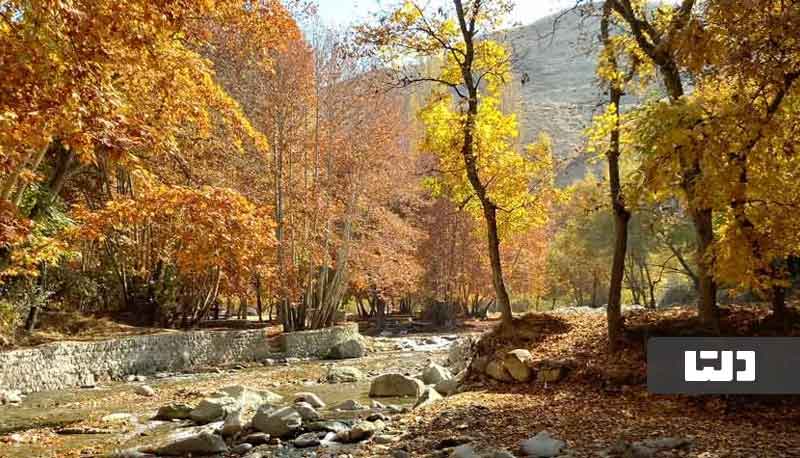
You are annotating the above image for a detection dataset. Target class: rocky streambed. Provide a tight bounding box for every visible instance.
[0,333,467,458]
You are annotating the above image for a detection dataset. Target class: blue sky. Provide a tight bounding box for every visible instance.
[315,0,581,27]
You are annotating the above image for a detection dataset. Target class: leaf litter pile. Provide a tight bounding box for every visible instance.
[374,307,800,458]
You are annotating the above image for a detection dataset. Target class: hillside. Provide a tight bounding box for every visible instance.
[501,10,602,183]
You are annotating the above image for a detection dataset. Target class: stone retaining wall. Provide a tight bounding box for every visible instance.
[280,323,360,358]
[0,324,361,393]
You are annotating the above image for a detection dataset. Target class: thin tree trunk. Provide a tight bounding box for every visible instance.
[453,0,513,328]
[602,5,631,350]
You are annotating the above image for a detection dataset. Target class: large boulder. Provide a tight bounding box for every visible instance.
[447,336,478,373]
[221,409,244,437]
[434,378,460,396]
[190,396,239,424]
[156,403,194,421]
[252,406,302,438]
[422,363,453,385]
[413,386,443,409]
[328,338,367,359]
[485,359,514,383]
[293,401,321,421]
[370,373,425,398]
[190,385,283,424]
[503,350,534,382]
[325,366,365,383]
[148,427,228,456]
[520,431,565,457]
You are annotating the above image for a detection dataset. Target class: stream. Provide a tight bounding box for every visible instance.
[0,334,463,458]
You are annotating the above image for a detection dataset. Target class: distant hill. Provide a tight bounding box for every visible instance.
[499,10,603,183]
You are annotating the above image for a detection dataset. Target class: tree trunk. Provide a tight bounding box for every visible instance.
[691,207,719,331]
[602,6,631,350]
[453,0,513,329]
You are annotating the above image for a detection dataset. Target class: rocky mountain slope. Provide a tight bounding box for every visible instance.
[500,10,603,183]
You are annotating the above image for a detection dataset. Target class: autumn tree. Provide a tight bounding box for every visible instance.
[360,0,557,328]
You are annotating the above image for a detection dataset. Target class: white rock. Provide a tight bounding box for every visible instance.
[134,385,156,397]
[422,363,453,385]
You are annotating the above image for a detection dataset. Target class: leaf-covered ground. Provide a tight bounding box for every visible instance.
[373,307,800,458]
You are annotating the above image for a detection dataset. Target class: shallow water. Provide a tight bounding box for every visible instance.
[0,336,460,458]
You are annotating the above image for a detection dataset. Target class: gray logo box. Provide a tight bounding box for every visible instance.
[648,337,800,394]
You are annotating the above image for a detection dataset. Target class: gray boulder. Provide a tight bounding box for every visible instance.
[155,403,194,421]
[325,366,365,383]
[221,409,245,437]
[252,406,301,438]
[422,363,453,385]
[190,396,239,424]
[520,431,565,457]
[149,427,228,456]
[293,401,321,421]
[370,373,425,398]
[503,350,534,382]
[485,359,514,383]
[190,385,282,424]
[294,431,325,448]
[435,378,460,396]
[294,392,325,408]
[447,337,478,373]
[328,338,367,359]
[413,386,443,409]
[306,420,349,434]
[231,443,253,455]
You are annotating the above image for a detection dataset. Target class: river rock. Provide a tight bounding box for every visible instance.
[325,366,365,383]
[241,432,271,445]
[307,420,350,434]
[221,409,245,437]
[520,431,565,457]
[435,377,459,396]
[328,338,367,359]
[294,431,325,448]
[422,363,453,385]
[252,406,301,437]
[216,385,283,408]
[134,384,156,397]
[156,402,194,420]
[294,401,321,421]
[149,427,228,456]
[414,386,443,409]
[503,350,534,382]
[190,396,239,424]
[485,359,513,382]
[335,399,366,411]
[231,443,253,455]
[294,392,325,408]
[0,389,22,404]
[370,373,425,397]
[448,336,477,373]
[337,419,385,443]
